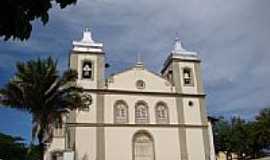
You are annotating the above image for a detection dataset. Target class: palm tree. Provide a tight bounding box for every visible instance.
[0,57,87,160]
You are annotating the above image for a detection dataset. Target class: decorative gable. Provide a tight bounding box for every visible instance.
[107,66,174,92]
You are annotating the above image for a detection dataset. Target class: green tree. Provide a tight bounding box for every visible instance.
[214,113,270,160]
[230,117,249,159]
[0,0,77,41]
[245,121,264,159]
[214,117,251,160]
[213,117,232,159]
[0,132,41,160]
[27,145,42,160]
[0,57,87,160]
[254,108,270,150]
[0,132,27,160]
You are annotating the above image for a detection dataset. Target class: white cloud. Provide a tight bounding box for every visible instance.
[1,0,270,119]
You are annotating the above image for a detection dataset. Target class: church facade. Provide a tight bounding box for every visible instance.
[45,30,216,160]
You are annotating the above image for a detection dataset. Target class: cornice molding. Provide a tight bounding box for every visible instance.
[66,122,208,128]
[83,88,206,97]
[70,50,105,55]
[161,57,201,74]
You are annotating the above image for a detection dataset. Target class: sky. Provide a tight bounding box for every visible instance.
[0,0,269,142]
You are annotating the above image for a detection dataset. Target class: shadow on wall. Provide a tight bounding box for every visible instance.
[81,154,88,160]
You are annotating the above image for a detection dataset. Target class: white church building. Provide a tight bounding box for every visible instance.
[45,29,216,160]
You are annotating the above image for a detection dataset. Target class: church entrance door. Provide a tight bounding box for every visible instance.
[133,132,154,160]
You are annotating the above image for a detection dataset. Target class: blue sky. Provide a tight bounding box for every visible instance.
[0,0,270,142]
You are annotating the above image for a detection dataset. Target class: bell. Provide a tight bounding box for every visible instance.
[83,65,91,71]
[184,72,190,79]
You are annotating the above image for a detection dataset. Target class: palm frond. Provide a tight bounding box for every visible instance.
[0,56,86,151]
[0,81,30,111]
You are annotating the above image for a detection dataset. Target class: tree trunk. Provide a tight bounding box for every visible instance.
[39,142,45,160]
[226,151,229,160]
[38,131,45,160]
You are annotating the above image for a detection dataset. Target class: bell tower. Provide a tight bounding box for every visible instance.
[161,37,210,160]
[69,28,105,89]
[161,37,202,94]
[68,29,106,160]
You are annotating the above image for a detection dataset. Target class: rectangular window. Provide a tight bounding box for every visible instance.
[183,68,194,86]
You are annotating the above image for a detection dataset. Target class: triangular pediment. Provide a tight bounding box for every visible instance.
[107,66,174,92]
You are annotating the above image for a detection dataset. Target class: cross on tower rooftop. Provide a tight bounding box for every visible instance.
[136,53,144,68]
[171,34,197,56]
[174,36,186,52]
[80,27,94,43]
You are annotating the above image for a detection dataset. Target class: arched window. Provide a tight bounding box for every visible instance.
[135,101,149,124]
[82,61,93,79]
[183,67,193,85]
[133,131,155,160]
[114,100,128,123]
[155,102,169,124]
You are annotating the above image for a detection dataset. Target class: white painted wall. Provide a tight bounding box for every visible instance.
[186,128,206,160]
[46,43,211,160]
[107,67,174,93]
[208,121,216,160]
[75,127,97,160]
[104,94,178,124]
[105,127,180,160]
[183,98,202,125]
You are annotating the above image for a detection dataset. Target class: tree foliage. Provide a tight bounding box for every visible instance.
[0,132,41,160]
[0,132,26,160]
[255,108,270,149]
[0,57,87,159]
[213,108,270,159]
[0,0,77,41]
